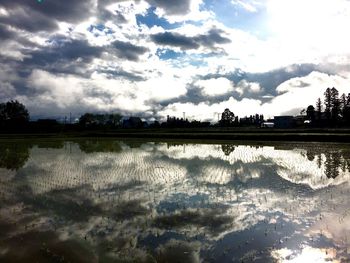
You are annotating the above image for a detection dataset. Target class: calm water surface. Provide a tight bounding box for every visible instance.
[1,139,350,262]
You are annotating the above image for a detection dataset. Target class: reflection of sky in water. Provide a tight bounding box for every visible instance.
[0,140,350,262]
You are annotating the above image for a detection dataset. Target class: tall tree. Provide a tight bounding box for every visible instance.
[316,97,322,121]
[324,88,332,121]
[340,93,347,118]
[344,93,350,124]
[306,105,315,121]
[220,108,235,126]
[330,87,340,122]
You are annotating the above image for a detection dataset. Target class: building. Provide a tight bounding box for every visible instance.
[261,122,274,128]
[274,116,295,128]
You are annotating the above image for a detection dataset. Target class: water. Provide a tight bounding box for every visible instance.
[0,138,350,262]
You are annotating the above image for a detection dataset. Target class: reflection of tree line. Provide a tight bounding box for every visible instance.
[272,144,350,179]
[1,140,350,181]
[0,142,33,170]
[306,148,350,179]
[168,142,350,180]
[0,139,123,170]
[0,139,153,170]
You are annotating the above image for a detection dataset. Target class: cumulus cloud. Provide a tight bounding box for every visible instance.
[0,0,350,120]
[262,71,350,116]
[195,77,234,96]
[19,69,189,118]
[0,0,94,32]
[148,0,211,23]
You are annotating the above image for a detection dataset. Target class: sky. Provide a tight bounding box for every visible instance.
[0,0,350,121]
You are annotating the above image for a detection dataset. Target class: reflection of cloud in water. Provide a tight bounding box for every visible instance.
[161,143,350,189]
[1,140,350,261]
[272,246,339,263]
[154,208,233,233]
[156,239,201,263]
[21,144,187,194]
[0,229,99,262]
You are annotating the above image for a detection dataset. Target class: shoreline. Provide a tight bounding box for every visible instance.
[1,129,350,143]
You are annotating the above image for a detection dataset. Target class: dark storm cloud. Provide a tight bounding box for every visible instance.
[151,32,200,49]
[96,0,129,23]
[112,40,149,61]
[99,68,145,81]
[19,37,103,76]
[146,0,192,15]
[0,7,58,32]
[197,29,232,46]
[0,0,94,32]
[151,29,231,50]
[0,23,14,40]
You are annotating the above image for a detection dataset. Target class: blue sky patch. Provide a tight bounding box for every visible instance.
[157,49,184,60]
[136,7,182,29]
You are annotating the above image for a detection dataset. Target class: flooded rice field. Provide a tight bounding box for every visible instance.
[0,139,350,262]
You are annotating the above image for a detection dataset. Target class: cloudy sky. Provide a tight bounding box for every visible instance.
[1,0,350,121]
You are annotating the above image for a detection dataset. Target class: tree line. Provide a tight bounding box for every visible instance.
[305,87,350,126]
[1,87,350,133]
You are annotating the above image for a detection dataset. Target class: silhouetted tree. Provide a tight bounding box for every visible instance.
[306,105,315,122]
[220,108,235,126]
[316,98,322,121]
[0,100,29,131]
[324,88,332,121]
[330,87,340,122]
[0,100,29,124]
[107,114,122,127]
[79,113,95,127]
[79,113,122,128]
[340,93,347,115]
[344,93,350,124]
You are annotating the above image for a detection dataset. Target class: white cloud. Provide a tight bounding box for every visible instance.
[231,0,263,12]
[195,78,261,97]
[22,69,188,116]
[159,97,262,121]
[262,71,350,117]
[266,0,350,65]
[2,0,350,119]
[159,71,350,121]
[0,82,16,100]
[195,77,233,96]
[153,0,213,23]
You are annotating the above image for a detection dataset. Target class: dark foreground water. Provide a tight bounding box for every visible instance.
[1,139,350,262]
